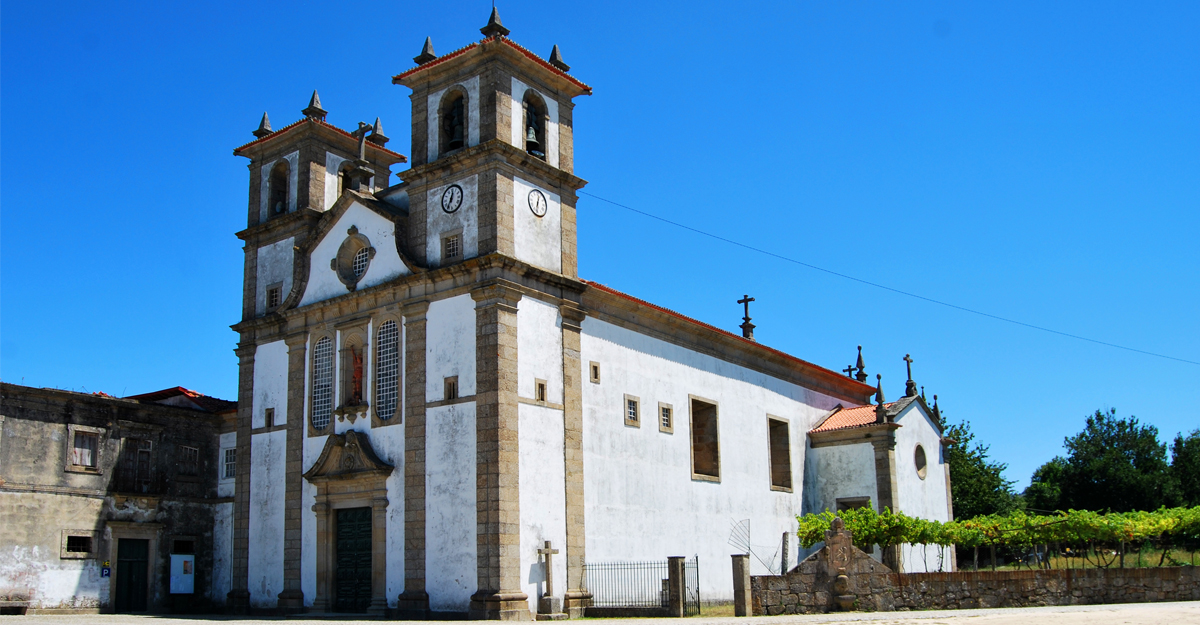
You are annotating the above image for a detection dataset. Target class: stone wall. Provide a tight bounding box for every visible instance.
[751,518,1200,615]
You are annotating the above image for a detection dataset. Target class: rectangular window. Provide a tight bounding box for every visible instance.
[623,394,640,427]
[444,376,459,401]
[223,448,237,480]
[66,535,91,554]
[172,539,195,554]
[690,396,720,481]
[72,432,98,468]
[61,531,97,559]
[658,402,674,434]
[119,438,153,493]
[589,361,601,384]
[768,417,792,491]
[836,497,871,512]
[264,408,275,428]
[179,445,199,477]
[443,234,462,260]
[266,284,282,309]
[535,379,547,403]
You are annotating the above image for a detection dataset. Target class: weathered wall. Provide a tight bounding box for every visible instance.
[425,402,477,612]
[512,176,561,273]
[580,317,844,601]
[426,294,476,399]
[509,79,560,168]
[0,492,108,609]
[892,402,953,573]
[252,341,288,429]
[426,75,481,159]
[426,175,480,266]
[211,501,233,605]
[298,202,410,307]
[255,238,295,316]
[247,429,286,607]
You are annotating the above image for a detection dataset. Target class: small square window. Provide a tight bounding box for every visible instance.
[264,408,275,428]
[180,445,199,477]
[535,379,547,403]
[61,531,97,559]
[222,448,237,480]
[172,539,195,554]
[658,402,674,434]
[443,234,462,260]
[623,394,640,427]
[267,285,282,309]
[66,536,91,553]
[444,376,459,401]
[589,362,601,384]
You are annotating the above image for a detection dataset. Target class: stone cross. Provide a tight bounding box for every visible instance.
[737,295,756,341]
[903,354,913,379]
[737,295,755,321]
[843,365,856,378]
[538,540,559,598]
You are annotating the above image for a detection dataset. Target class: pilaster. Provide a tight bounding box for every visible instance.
[470,282,529,620]
[397,300,431,617]
[277,333,308,612]
[228,342,255,613]
[871,436,902,572]
[559,305,591,618]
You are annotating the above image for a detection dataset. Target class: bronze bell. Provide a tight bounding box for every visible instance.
[525,124,540,149]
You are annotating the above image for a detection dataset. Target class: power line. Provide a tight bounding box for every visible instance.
[579,190,1200,367]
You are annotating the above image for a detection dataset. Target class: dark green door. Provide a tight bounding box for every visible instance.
[334,507,372,612]
[115,538,149,612]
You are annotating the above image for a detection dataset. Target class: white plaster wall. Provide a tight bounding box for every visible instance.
[299,202,410,307]
[218,431,237,498]
[259,151,299,222]
[517,297,563,403]
[324,152,348,211]
[802,442,877,515]
[512,177,561,273]
[252,341,288,429]
[510,79,560,168]
[425,402,477,612]
[300,435,327,607]
[427,76,481,158]
[0,493,108,609]
[365,419,406,605]
[893,402,954,572]
[256,237,295,316]
[426,175,479,267]
[211,501,234,604]
[580,318,844,600]
[426,294,476,401]
[248,429,287,607]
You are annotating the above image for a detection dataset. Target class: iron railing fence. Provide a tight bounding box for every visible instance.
[683,557,700,616]
[583,557,701,616]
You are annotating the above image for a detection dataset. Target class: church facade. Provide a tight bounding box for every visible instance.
[226,10,953,619]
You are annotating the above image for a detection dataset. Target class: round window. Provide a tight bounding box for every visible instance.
[352,247,370,278]
[914,445,928,480]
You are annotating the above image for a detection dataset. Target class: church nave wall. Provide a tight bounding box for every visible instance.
[425,402,478,612]
[247,429,287,607]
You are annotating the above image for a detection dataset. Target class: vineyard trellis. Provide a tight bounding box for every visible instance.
[797,505,1200,570]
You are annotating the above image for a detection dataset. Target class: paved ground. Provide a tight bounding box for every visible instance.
[10,602,1200,625]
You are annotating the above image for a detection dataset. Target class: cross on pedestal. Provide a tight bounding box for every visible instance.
[538,540,559,598]
[737,295,756,341]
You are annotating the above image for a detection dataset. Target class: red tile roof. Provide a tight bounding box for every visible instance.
[126,386,237,413]
[810,403,893,433]
[394,36,592,95]
[582,280,873,396]
[233,117,407,161]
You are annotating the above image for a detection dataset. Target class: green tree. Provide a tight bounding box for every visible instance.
[1023,456,1067,512]
[1171,429,1200,506]
[943,420,1017,519]
[1056,408,1172,512]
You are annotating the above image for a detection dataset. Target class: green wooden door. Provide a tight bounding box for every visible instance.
[334,507,372,612]
[115,538,149,612]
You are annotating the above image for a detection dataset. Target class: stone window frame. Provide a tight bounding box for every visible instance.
[308,330,337,437]
[265,282,284,312]
[60,530,100,559]
[444,376,459,401]
[437,86,471,158]
[441,229,463,264]
[534,378,548,403]
[588,361,601,384]
[836,496,872,512]
[268,160,291,218]
[221,447,237,481]
[330,226,375,292]
[338,329,369,412]
[64,424,105,475]
[371,313,403,428]
[521,89,549,160]
[688,394,721,483]
[766,415,793,492]
[914,444,928,480]
[658,402,674,434]
[623,394,640,428]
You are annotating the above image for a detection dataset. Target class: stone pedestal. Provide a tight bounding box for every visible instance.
[732,554,751,616]
[395,589,431,619]
[276,589,304,613]
[469,590,532,621]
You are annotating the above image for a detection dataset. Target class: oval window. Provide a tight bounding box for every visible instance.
[914,445,928,480]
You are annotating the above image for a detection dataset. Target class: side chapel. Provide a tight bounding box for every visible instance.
[227,9,954,619]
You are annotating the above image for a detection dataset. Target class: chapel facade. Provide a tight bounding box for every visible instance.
[226,9,953,619]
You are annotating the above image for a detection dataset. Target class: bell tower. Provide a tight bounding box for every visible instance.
[393,8,591,278]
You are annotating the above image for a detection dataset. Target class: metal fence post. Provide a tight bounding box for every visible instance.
[667,556,685,617]
[732,554,751,616]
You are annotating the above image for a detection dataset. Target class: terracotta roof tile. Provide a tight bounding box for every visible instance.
[810,403,890,433]
[394,37,592,95]
[233,117,407,161]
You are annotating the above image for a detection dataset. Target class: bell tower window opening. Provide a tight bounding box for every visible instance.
[440,92,466,154]
[337,162,356,196]
[269,161,290,216]
[375,320,400,421]
[311,336,333,431]
[522,92,547,160]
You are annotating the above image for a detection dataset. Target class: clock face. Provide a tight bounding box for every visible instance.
[441,184,463,213]
[528,189,548,218]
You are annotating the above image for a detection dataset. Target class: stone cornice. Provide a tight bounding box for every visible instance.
[808,423,900,449]
[399,139,587,192]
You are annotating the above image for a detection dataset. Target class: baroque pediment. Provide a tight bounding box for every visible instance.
[303,430,393,482]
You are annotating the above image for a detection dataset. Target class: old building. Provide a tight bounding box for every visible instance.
[0,384,235,614]
[227,8,954,619]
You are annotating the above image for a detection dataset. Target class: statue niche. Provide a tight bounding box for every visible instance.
[335,335,369,423]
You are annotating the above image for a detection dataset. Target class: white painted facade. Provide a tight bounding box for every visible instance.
[247,429,287,607]
[426,175,480,267]
[512,177,561,273]
[298,202,411,307]
[893,403,954,572]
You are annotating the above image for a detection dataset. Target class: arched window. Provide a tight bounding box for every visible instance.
[341,333,366,408]
[440,92,466,155]
[337,161,356,196]
[375,320,400,421]
[311,336,333,431]
[522,92,547,160]
[269,161,290,216]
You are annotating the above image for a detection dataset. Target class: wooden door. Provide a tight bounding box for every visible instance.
[334,507,372,612]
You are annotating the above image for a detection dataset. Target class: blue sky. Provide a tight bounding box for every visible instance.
[2,1,1197,490]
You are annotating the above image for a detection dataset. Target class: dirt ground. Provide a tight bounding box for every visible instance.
[9,601,1200,625]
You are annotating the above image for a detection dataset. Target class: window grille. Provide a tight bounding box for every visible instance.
[312,336,334,430]
[223,448,237,479]
[444,234,461,260]
[267,286,281,309]
[661,406,672,429]
[626,399,639,423]
[352,247,370,278]
[66,536,91,554]
[72,432,98,467]
[180,446,199,476]
[375,320,400,420]
[444,377,459,401]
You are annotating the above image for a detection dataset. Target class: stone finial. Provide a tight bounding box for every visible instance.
[855,345,868,383]
[413,36,437,64]
[480,6,510,38]
[875,374,887,424]
[549,44,571,71]
[367,117,389,146]
[253,112,272,138]
[904,354,918,398]
[932,394,941,422]
[302,90,327,120]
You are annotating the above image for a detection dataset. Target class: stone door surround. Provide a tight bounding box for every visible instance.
[303,430,393,615]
